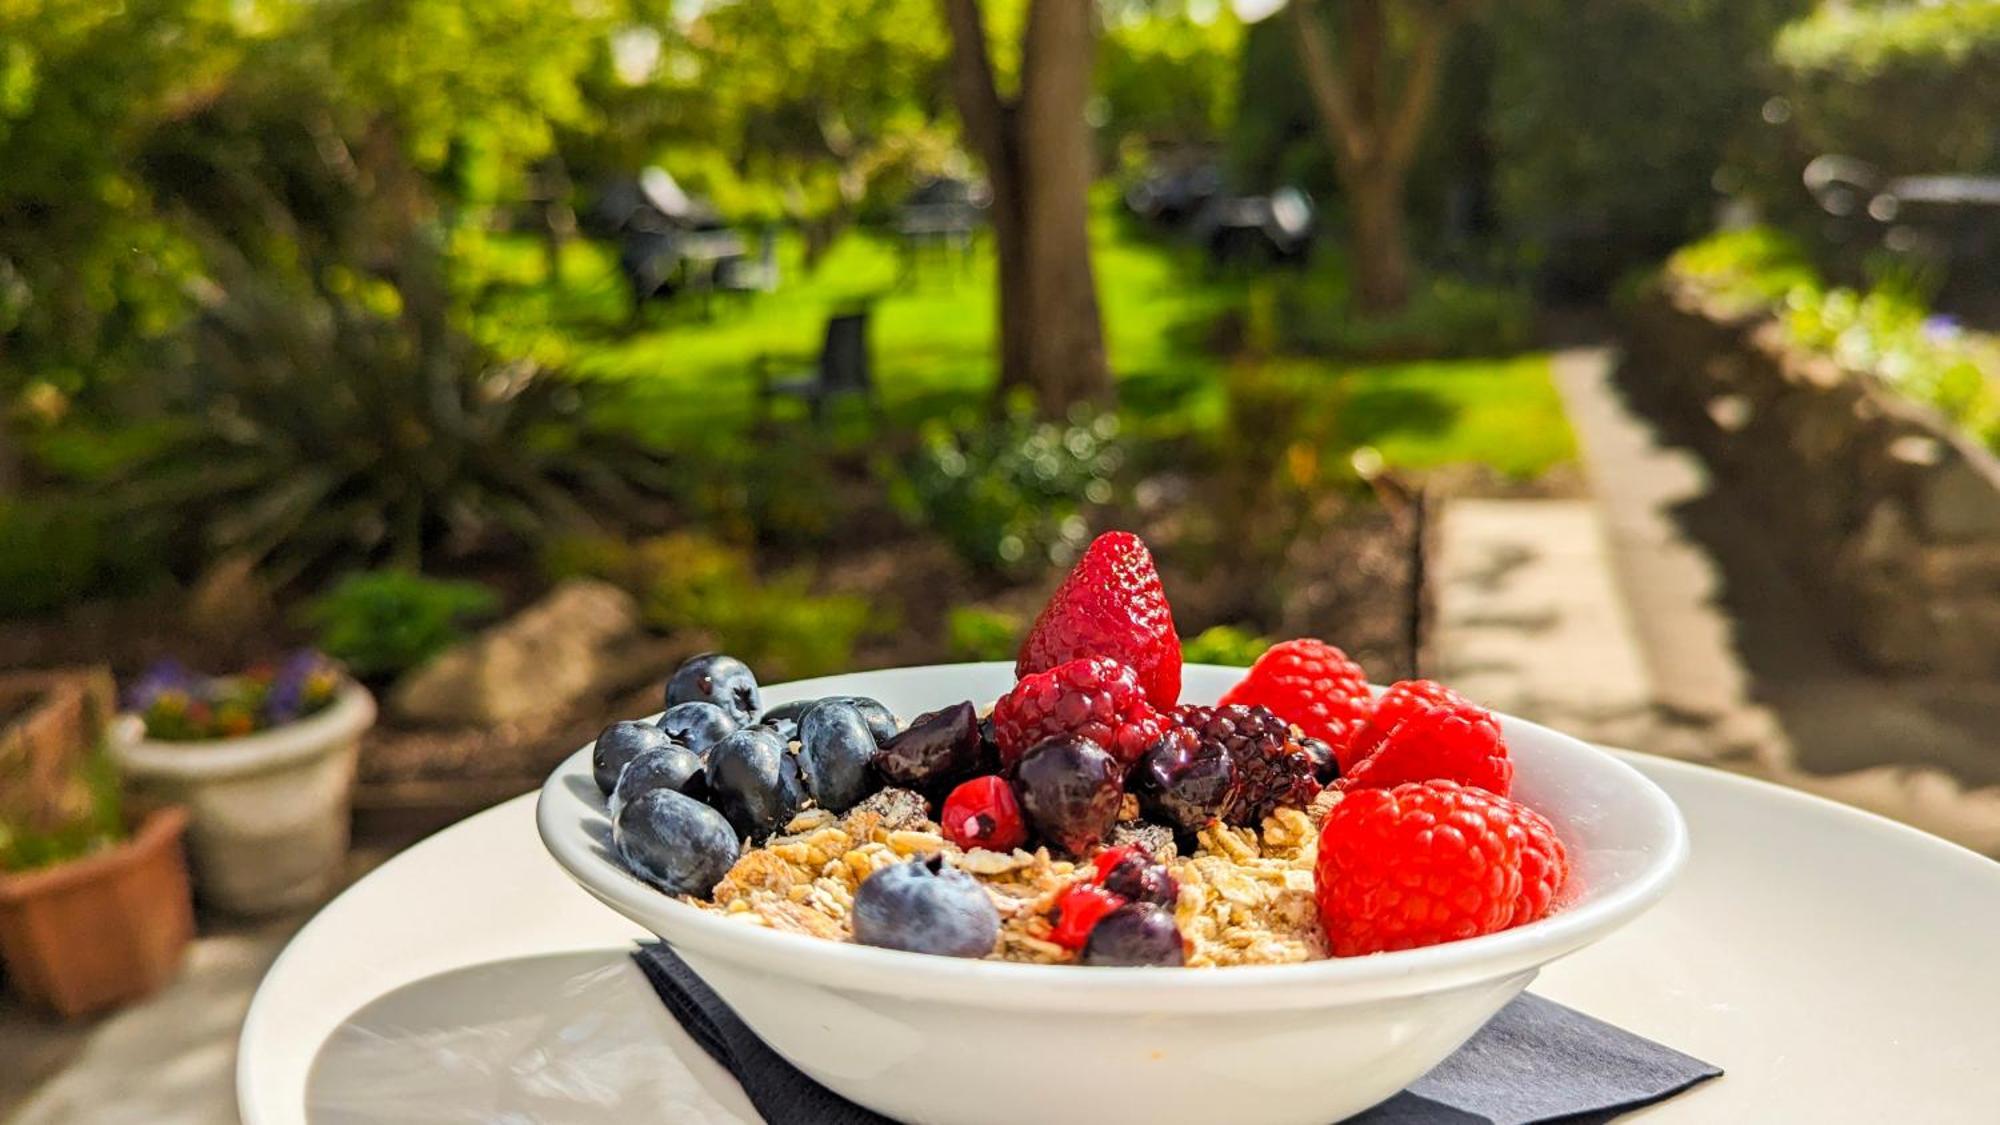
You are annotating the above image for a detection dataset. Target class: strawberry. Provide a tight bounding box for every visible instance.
[1217,638,1372,751]
[1017,531,1181,710]
[1314,780,1532,956]
[1339,693,1512,797]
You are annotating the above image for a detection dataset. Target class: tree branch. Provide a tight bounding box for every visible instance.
[938,0,1009,175]
[1287,0,1370,171]
[1380,4,1463,176]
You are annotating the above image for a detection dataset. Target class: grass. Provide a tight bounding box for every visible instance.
[462,206,1574,478]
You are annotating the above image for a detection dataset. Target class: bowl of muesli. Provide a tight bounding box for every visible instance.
[537,534,1687,1124]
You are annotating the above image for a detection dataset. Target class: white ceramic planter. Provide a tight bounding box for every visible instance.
[114,685,375,916]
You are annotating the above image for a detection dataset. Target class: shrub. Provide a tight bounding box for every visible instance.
[1180,624,1272,668]
[119,255,673,584]
[887,398,1123,579]
[1666,227,2000,449]
[946,605,1022,663]
[547,531,873,680]
[1263,266,1533,360]
[303,571,501,680]
[1775,1,2000,174]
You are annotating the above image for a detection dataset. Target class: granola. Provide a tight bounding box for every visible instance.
[690,788,1337,966]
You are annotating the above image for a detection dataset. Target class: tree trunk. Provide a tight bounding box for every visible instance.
[1288,0,1464,319]
[940,0,1110,414]
[1348,166,1412,314]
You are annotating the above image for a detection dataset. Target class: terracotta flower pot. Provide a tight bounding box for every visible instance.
[0,806,195,1019]
[113,684,376,916]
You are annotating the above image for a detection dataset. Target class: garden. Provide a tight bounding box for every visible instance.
[4,0,2000,1105]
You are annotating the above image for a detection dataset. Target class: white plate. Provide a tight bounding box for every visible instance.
[241,728,2000,1123]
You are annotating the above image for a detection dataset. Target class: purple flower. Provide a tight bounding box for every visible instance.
[125,659,206,713]
[1922,314,1962,343]
[264,649,338,725]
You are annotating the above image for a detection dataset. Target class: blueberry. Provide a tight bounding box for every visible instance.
[1014,735,1123,855]
[797,701,878,812]
[614,787,739,897]
[1081,903,1185,967]
[657,701,740,757]
[875,701,982,791]
[759,716,801,744]
[666,653,761,726]
[760,698,819,726]
[1139,729,1240,834]
[824,696,898,745]
[1100,849,1180,908]
[1299,736,1339,784]
[706,727,805,839]
[593,720,676,796]
[611,743,708,818]
[851,855,1000,958]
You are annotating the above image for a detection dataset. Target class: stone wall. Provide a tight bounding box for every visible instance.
[1621,280,2000,678]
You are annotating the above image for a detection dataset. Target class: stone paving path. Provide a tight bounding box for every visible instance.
[1436,347,2000,855]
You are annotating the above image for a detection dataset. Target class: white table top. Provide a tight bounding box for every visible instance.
[241,753,2000,1124]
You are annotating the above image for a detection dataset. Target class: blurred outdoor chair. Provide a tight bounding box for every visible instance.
[716,229,780,299]
[754,309,878,424]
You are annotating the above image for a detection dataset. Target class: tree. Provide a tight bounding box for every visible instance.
[940,0,1111,413]
[1286,0,1475,314]
[654,0,954,268]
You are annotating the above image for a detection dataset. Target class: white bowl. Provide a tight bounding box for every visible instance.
[538,663,1687,1125]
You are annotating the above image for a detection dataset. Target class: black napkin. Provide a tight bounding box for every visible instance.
[632,943,1718,1125]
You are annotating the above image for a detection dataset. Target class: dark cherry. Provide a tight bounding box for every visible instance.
[874,701,983,791]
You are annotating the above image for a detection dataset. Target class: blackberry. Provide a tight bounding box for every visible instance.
[1142,704,1318,828]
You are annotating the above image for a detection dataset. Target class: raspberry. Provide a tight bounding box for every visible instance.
[940,775,1028,853]
[1218,639,1373,751]
[1018,531,1182,710]
[1141,704,1319,829]
[1314,781,1530,956]
[1512,804,1570,926]
[990,657,1164,770]
[1048,882,1126,951]
[1340,696,1512,797]
[1339,679,1465,771]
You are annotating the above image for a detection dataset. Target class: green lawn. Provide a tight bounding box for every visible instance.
[463,210,1574,477]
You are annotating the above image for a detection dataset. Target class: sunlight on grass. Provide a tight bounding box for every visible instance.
[463,215,1573,477]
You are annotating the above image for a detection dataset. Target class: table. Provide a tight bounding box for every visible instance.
[240,754,2000,1123]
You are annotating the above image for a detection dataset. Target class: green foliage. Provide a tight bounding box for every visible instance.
[0,498,103,616]
[1775,1,2000,173]
[118,251,674,581]
[889,398,1124,579]
[1099,3,1244,152]
[1667,226,2000,449]
[644,0,952,229]
[946,605,1022,663]
[303,571,501,680]
[1665,226,1817,313]
[0,743,123,874]
[1486,0,1810,290]
[547,531,873,680]
[1263,264,1534,360]
[1180,623,1270,667]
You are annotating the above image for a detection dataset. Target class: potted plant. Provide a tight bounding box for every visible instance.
[0,668,195,1018]
[113,651,375,916]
